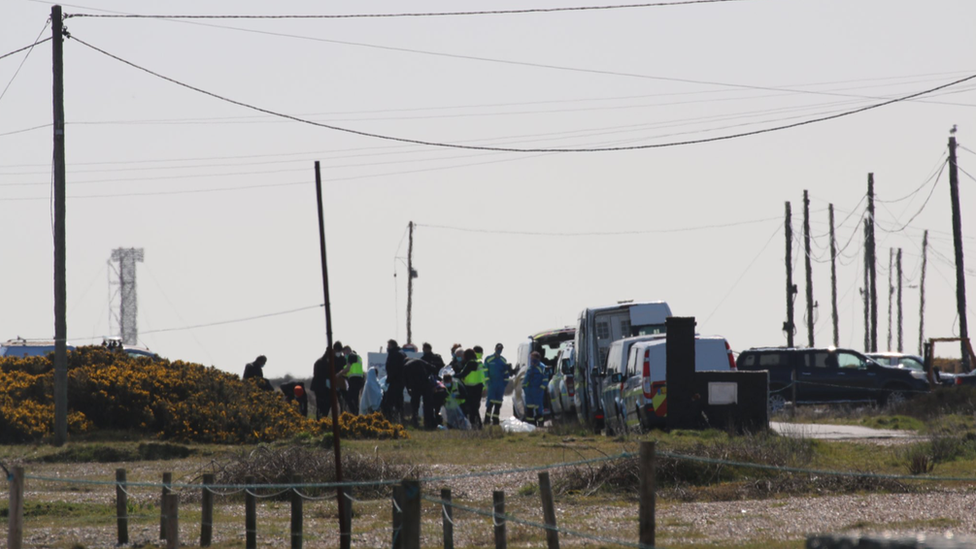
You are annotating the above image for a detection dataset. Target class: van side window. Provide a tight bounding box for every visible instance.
[738,354,755,368]
[596,321,610,340]
[758,353,785,368]
[621,320,632,337]
[805,352,830,368]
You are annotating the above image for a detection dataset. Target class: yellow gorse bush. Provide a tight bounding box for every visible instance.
[0,347,406,444]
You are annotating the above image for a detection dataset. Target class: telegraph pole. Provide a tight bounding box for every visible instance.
[897,248,903,352]
[803,191,815,347]
[784,202,796,347]
[918,230,928,355]
[867,173,878,352]
[52,4,68,447]
[406,221,414,345]
[829,204,839,346]
[887,248,894,351]
[863,218,870,352]
[948,132,970,370]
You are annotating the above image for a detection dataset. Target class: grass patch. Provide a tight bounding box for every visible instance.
[26,441,192,463]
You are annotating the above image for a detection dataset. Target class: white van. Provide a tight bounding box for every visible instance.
[0,338,76,358]
[511,327,576,421]
[602,336,735,434]
[572,301,672,431]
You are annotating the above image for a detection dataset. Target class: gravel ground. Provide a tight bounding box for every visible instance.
[9,458,976,548]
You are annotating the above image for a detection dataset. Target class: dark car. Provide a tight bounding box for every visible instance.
[737,347,929,411]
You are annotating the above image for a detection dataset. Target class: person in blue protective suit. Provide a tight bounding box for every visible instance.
[483,343,514,426]
[523,351,547,426]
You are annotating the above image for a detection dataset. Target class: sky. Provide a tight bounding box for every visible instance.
[1,0,975,379]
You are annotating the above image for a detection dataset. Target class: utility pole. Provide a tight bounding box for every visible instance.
[52,4,67,447]
[863,218,870,352]
[312,162,347,547]
[948,132,970,370]
[803,191,815,347]
[887,248,894,351]
[897,248,903,352]
[918,230,928,355]
[784,202,796,347]
[406,221,414,345]
[829,204,839,346]
[868,173,878,352]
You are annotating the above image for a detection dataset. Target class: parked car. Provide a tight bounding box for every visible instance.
[602,335,735,434]
[547,343,577,421]
[573,301,672,432]
[511,327,576,422]
[866,352,956,386]
[736,347,930,411]
[0,337,76,358]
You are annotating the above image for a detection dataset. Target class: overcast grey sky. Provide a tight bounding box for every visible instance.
[2,0,975,379]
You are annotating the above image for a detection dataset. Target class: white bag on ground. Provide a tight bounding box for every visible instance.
[501,417,536,433]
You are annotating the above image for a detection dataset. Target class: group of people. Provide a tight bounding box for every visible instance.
[242,339,550,429]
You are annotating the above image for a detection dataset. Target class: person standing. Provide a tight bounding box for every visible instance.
[312,343,345,420]
[483,343,513,426]
[448,346,465,376]
[403,357,438,428]
[457,348,484,429]
[242,355,273,391]
[421,342,446,371]
[359,368,384,415]
[381,339,406,422]
[342,346,365,414]
[523,351,547,426]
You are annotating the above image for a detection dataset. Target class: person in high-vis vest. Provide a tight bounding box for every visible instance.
[341,346,364,414]
[441,373,470,430]
[483,343,513,426]
[523,351,547,426]
[457,348,484,429]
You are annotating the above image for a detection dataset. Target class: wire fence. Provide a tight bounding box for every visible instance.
[7,441,976,549]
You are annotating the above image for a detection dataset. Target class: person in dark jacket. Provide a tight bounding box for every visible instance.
[279,381,309,417]
[421,342,446,371]
[403,357,439,428]
[456,349,484,429]
[311,343,346,420]
[242,355,273,391]
[381,339,406,422]
[448,347,465,376]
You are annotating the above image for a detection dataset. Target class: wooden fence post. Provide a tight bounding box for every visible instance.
[7,466,24,549]
[115,468,128,545]
[538,472,559,549]
[291,475,303,549]
[402,480,421,549]
[392,485,404,549]
[164,493,179,549]
[441,488,454,549]
[493,490,506,549]
[340,491,352,549]
[201,473,214,547]
[160,471,172,540]
[791,369,797,417]
[245,475,257,549]
[639,441,656,548]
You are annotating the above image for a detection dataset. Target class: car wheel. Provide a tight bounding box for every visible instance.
[768,391,787,414]
[884,388,908,408]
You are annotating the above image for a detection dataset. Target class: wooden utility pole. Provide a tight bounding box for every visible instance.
[829,204,839,347]
[868,173,878,352]
[406,221,414,345]
[313,162,347,545]
[863,218,871,352]
[918,230,929,355]
[803,191,815,347]
[52,4,68,447]
[897,248,903,352]
[784,202,796,347]
[887,248,894,351]
[948,133,970,370]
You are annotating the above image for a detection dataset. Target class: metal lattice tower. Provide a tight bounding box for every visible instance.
[110,248,144,345]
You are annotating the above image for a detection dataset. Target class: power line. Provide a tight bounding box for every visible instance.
[0,37,52,63]
[64,0,746,20]
[702,223,780,325]
[139,303,324,336]
[0,22,50,104]
[0,123,52,138]
[417,215,780,237]
[69,36,976,153]
[875,160,946,234]
[875,154,947,204]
